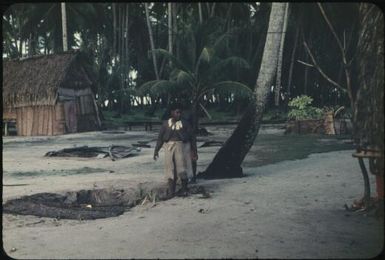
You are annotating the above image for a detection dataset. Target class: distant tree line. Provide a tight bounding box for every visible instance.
[2,3,364,114]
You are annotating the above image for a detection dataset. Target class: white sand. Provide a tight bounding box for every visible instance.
[2,127,383,259]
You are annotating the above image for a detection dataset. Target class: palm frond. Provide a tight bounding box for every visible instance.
[212,32,232,51]
[149,48,190,72]
[180,26,197,71]
[211,56,250,73]
[171,69,195,88]
[195,47,214,75]
[138,80,166,95]
[138,80,179,97]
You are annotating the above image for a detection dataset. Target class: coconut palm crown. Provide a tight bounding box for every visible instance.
[139,29,253,130]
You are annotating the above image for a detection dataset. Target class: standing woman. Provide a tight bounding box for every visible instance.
[153,103,198,197]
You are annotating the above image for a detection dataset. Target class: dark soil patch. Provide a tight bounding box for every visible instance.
[3,192,126,220]
[3,183,209,220]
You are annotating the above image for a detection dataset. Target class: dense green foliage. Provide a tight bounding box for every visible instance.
[287,95,324,120]
[2,3,360,116]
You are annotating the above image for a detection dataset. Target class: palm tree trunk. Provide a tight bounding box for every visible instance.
[274,3,289,106]
[173,3,178,35]
[210,3,216,18]
[17,17,22,56]
[191,101,199,133]
[119,4,123,65]
[112,3,117,58]
[198,3,203,24]
[44,33,48,54]
[118,4,123,113]
[28,33,32,57]
[287,26,300,99]
[354,3,384,151]
[206,3,210,17]
[304,61,309,95]
[301,29,311,95]
[173,3,179,61]
[225,3,233,31]
[199,3,288,179]
[61,3,68,51]
[121,4,130,113]
[168,2,173,67]
[145,3,160,80]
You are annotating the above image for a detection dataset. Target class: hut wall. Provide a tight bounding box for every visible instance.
[13,91,100,136]
[63,100,78,133]
[4,53,100,136]
[15,103,66,136]
[76,94,99,132]
[3,108,17,120]
[54,103,66,135]
[58,87,100,132]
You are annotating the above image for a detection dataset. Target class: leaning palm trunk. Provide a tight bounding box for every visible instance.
[198,3,288,179]
[274,3,289,106]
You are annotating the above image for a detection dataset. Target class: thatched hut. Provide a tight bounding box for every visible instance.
[3,51,101,136]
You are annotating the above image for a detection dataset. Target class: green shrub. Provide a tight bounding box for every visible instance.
[288,95,324,120]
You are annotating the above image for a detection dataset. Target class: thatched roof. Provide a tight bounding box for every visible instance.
[3,51,94,108]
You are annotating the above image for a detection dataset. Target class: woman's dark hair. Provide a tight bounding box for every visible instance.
[161,103,184,120]
[169,102,183,111]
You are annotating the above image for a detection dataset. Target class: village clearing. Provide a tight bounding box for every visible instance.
[2,125,384,259]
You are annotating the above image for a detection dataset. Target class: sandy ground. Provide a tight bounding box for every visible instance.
[2,126,384,259]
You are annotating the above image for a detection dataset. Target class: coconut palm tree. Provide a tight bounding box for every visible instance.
[199,3,289,179]
[138,38,252,131]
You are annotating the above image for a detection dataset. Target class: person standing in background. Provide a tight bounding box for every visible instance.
[154,103,198,197]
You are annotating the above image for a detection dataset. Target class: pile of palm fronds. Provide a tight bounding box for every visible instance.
[45,145,141,161]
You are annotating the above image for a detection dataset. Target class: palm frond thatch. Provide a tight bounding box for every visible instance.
[3,51,93,108]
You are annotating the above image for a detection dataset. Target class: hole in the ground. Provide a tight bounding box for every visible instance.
[3,189,129,220]
[3,184,209,220]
